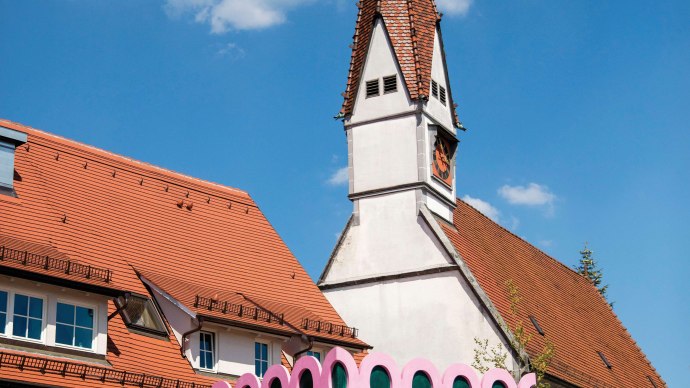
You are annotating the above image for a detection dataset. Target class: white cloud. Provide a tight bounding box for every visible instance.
[165,0,315,32]
[462,195,500,222]
[327,167,349,186]
[436,0,473,16]
[498,183,556,206]
[216,42,245,59]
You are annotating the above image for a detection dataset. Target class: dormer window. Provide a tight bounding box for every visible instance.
[0,126,27,197]
[366,79,380,97]
[120,296,167,335]
[383,75,397,93]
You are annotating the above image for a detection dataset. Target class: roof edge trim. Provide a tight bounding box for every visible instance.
[419,204,530,366]
[140,274,197,319]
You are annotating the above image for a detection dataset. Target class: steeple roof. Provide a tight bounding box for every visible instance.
[340,0,461,127]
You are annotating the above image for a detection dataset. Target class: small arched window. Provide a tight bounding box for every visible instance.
[270,379,282,388]
[412,371,431,388]
[370,366,391,388]
[492,382,507,388]
[332,363,347,388]
[299,370,313,388]
[452,376,470,388]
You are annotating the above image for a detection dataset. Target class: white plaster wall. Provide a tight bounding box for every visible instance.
[424,30,455,131]
[0,276,109,355]
[351,19,414,123]
[425,192,453,222]
[322,272,518,373]
[186,324,284,377]
[351,116,419,193]
[324,191,452,283]
[150,287,193,349]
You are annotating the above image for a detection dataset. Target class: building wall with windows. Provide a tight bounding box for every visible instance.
[0,276,109,356]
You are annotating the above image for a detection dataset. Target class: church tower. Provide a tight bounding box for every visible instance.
[319,0,519,373]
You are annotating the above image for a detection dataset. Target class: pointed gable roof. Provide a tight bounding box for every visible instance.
[0,118,368,387]
[439,199,666,387]
[340,0,461,127]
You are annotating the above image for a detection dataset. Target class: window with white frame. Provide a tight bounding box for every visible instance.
[305,350,321,361]
[254,341,269,377]
[0,290,7,335]
[12,293,44,340]
[55,302,95,350]
[199,331,215,371]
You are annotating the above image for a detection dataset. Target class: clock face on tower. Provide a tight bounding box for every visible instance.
[432,135,453,187]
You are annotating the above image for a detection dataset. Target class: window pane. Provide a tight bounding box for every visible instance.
[204,352,213,369]
[332,363,347,388]
[76,306,93,328]
[370,366,391,388]
[0,291,7,312]
[299,370,313,388]
[13,315,27,337]
[56,303,75,325]
[255,342,260,358]
[412,372,431,388]
[0,312,6,334]
[28,297,43,319]
[75,327,93,348]
[262,361,268,376]
[262,343,268,359]
[56,323,74,345]
[14,294,28,315]
[453,377,470,388]
[255,360,261,376]
[27,318,41,339]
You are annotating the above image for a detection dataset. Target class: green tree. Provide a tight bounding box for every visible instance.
[472,280,555,388]
[575,244,611,306]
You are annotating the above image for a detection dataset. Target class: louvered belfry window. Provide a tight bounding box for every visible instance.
[431,80,438,98]
[383,75,397,93]
[439,85,447,105]
[366,79,380,97]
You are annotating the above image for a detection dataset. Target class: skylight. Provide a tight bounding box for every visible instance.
[597,351,612,369]
[0,125,27,196]
[529,315,544,336]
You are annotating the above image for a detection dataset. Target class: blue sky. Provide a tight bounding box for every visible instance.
[1,0,688,385]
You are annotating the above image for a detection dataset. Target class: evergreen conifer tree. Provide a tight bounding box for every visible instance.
[575,244,612,306]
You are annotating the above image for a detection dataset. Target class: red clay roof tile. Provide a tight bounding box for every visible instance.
[0,118,367,386]
[340,0,461,127]
[440,199,665,387]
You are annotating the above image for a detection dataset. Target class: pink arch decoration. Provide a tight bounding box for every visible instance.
[517,373,536,388]
[210,347,536,388]
[359,352,402,388]
[481,369,517,388]
[320,347,360,388]
[264,364,292,388]
[288,354,323,388]
[401,358,442,388]
[441,364,481,388]
[235,373,261,388]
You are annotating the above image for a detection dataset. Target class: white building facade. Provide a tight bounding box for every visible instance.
[319,0,521,375]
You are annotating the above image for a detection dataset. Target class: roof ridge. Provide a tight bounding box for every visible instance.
[0,119,250,200]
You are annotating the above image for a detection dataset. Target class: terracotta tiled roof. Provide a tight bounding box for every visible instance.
[340,0,461,127]
[0,119,367,386]
[439,199,665,387]
[144,271,368,348]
